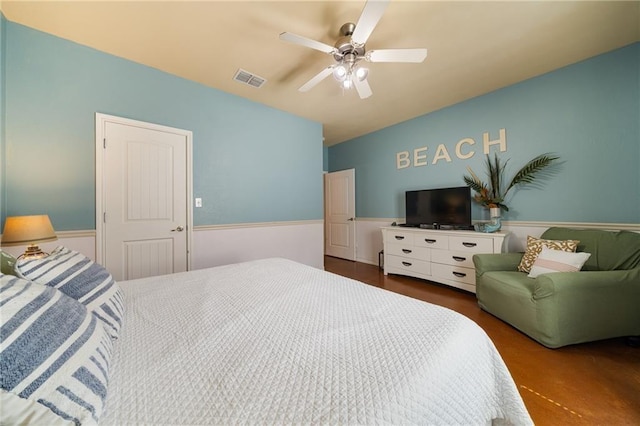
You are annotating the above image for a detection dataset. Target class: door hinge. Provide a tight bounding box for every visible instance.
[103,212,107,223]
[103,138,106,149]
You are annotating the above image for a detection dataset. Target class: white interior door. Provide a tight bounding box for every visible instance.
[96,114,192,281]
[324,169,356,261]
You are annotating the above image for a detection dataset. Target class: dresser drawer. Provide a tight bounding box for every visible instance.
[414,232,449,250]
[385,243,431,261]
[431,250,474,269]
[385,230,415,245]
[431,263,475,286]
[386,255,431,276]
[449,235,493,253]
[381,226,507,294]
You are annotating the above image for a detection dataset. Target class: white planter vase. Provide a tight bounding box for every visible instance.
[475,207,503,233]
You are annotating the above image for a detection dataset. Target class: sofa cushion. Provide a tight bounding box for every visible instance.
[1,251,17,276]
[541,227,640,271]
[517,235,579,273]
[528,247,591,278]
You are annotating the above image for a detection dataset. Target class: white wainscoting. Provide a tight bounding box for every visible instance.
[354,218,640,266]
[192,220,324,270]
[355,219,393,267]
[1,221,324,271]
[1,231,97,261]
[4,219,635,272]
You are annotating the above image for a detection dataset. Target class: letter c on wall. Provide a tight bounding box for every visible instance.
[456,138,475,159]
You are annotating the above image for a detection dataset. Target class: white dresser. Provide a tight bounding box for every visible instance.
[381,226,509,293]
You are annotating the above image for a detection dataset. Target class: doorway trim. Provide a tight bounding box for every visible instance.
[94,113,194,270]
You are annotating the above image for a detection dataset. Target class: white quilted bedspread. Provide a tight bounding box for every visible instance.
[101,258,532,425]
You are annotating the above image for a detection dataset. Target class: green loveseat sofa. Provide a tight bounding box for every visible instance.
[473,227,640,348]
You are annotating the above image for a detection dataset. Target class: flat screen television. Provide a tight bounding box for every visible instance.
[405,186,472,229]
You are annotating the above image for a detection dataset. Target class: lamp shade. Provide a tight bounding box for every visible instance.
[1,215,58,246]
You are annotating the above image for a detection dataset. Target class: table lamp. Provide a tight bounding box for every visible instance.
[1,215,58,260]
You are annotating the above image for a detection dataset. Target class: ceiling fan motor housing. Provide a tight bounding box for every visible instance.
[333,22,365,61]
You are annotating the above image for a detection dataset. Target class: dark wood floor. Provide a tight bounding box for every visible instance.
[324,256,640,425]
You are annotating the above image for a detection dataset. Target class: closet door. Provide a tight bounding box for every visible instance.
[96,114,192,281]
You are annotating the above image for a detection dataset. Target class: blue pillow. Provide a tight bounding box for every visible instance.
[16,246,124,339]
[0,273,113,425]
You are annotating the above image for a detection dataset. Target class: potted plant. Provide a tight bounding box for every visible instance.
[463,152,560,224]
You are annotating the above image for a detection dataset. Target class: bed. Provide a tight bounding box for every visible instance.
[2,252,532,425]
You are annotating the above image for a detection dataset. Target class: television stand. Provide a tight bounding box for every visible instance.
[381,226,509,294]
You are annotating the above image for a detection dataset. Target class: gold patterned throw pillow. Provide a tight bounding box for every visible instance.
[518,236,580,273]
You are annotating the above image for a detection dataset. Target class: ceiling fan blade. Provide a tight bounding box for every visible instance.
[279,32,337,55]
[299,66,334,92]
[351,0,390,46]
[354,77,373,99]
[367,48,428,63]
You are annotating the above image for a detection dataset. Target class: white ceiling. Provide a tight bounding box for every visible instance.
[2,1,639,146]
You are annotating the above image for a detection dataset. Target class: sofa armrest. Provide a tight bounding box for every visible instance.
[531,268,640,344]
[473,253,524,275]
[533,267,640,300]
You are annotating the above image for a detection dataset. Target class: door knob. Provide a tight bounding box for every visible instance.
[347,217,355,221]
[171,225,184,232]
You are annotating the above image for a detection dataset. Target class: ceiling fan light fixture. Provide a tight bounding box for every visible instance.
[333,64,348,82]
[356,67,368,81]
[343,79,353,89]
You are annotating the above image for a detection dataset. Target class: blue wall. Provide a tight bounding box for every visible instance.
[2,21,323,231]
[329,43,640,224]
[323,145,329,172]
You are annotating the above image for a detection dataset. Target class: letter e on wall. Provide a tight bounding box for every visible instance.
[414,147,428,167]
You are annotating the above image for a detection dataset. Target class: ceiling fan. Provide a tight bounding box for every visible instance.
[279,0,427,99]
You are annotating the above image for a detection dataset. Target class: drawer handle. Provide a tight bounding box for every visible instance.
[452,256,466,262]
[395,235,405,240]
[402,249,412,254]
[462,242,477,248]
[402,261,413,267]
[453,271,467,278]
[424,238,437,243]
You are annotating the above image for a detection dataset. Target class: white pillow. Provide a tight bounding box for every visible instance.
[528,247,591,278]
[1,389,76,426]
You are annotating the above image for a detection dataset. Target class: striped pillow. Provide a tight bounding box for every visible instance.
[16,246,124,339]
[528,247,592,278]
[1,274,113,425]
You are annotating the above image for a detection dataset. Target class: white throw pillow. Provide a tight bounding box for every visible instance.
[1,389,76,426]
[528,247,591,278]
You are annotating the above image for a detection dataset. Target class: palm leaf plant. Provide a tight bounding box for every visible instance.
[463,153,560,212]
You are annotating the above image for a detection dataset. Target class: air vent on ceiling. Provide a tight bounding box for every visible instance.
[233,69,266,88]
